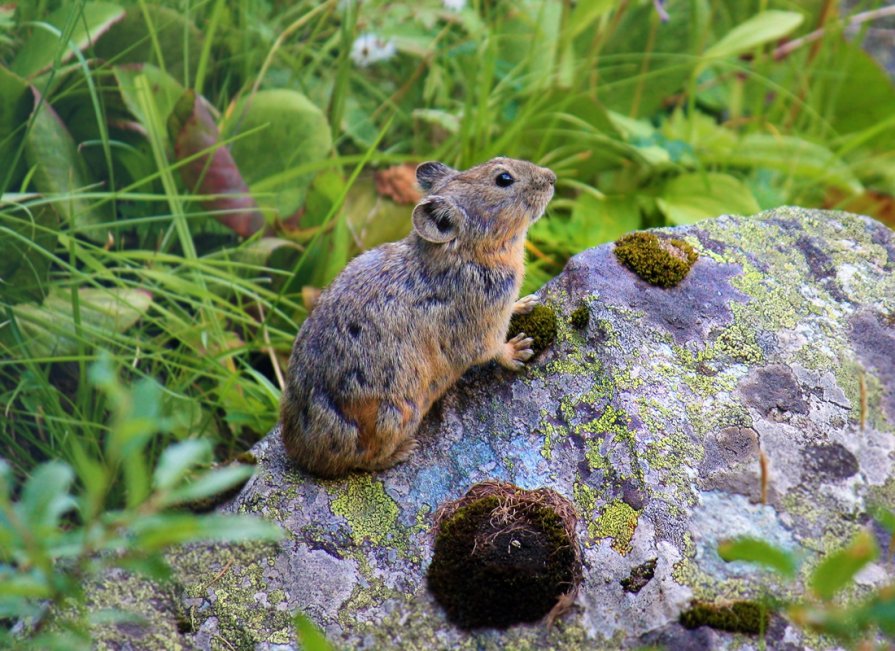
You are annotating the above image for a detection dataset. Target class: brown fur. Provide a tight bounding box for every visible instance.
[280,157,555,478]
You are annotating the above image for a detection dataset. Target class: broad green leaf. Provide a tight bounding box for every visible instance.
[809,529,879,601]
[224,89,332,219]
[343,174,412,250]
[12,2,125,78]
[112,553,173,582]
[705,134,863,194]
[718,537,798,578]
[0,200,58,305]
[0,571,53,599]
[568,0,616,39]
[169,89,265,237]
[657,172,760,225]
[114,64,183,134]
[92,5,202,86]
[0,66,30,191]
[703,11,803,60]
[596,1,706,117]
[869,505,895,534]
[569,193,641,246]
[23,90,109,240]
[19,461,76,531]
[131,513,282,550]
[294,613,334,651]
[160,464,254,508]
[0,460,10,502]
[2,287,153,358]
[153,440,212,491]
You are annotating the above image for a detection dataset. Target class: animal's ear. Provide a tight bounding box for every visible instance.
[412,195,462,243]
[416,161,455,191]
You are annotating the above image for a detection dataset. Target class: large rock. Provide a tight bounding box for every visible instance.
[124,208,895,649]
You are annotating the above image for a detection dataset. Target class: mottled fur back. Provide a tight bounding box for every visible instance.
[281,158,555,477]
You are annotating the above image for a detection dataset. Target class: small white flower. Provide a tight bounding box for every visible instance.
[442,0,466,11]
[350,33,397,67]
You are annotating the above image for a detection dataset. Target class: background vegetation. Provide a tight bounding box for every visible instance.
[1,0,894,646]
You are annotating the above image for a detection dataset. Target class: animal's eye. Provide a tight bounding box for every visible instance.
[495,172,514,187]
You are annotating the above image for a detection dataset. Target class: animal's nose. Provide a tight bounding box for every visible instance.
[543,168,556,186]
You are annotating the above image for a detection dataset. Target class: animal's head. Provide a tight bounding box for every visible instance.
[411,157,555,252]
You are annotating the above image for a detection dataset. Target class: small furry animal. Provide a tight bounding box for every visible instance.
[280,157,556,477]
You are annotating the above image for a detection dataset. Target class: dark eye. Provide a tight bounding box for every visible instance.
[495,172,514,187]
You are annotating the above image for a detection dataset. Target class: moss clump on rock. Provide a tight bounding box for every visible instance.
[507,304,558,354]
[620,558,657,594]
[427,481,582,629]
[570,302,590,330]
[679,600,768,634]
[614,232,698,287]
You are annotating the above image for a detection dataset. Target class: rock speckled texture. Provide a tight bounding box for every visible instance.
[102,208,895,650]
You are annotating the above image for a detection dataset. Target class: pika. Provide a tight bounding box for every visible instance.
[280,157,556,478]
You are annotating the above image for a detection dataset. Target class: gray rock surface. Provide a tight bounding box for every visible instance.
[104,208,895,650]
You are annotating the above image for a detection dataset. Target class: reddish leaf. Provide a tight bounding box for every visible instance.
[169,90,265,238]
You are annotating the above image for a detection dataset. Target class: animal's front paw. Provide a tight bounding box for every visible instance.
[512,294,539,315]
[500,333,534,371]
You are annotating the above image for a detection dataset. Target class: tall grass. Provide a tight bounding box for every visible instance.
[2,0,895,488]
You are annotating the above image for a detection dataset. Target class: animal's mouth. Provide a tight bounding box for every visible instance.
[528,186,555,222]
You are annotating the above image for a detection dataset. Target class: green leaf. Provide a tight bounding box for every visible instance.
[0,66,30,191]
[131,513,282,550]
[567,0,616,39]
[809,529,879,601]
[159,464,254,508]
[114,64,183,134]
[718,537,798,578]
[23,90,109,240]
[2,287,153,358]
[293,612,334,651]
[0,199,58,305]
[169,89,265,237]
[152,440,212,491]
[92,5,203,86]
[19,461,76,531]
[12,2,125,78]
[869,505,895,534]
[703,11,803,60]
[717,134,863,194]
[657,172,760,225]
[224,89,332,219]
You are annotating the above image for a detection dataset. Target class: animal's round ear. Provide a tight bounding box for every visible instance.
[412,196,462,243]
[416,161,455,191]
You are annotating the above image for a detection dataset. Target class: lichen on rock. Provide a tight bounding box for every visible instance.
[81,208,895,650]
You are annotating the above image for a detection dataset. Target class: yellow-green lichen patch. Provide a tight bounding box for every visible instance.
[685,401,752,437]
[507,303,558,354]
[173,542,290,648]
[614,231,699,287]
[576,405,642,481]
[538,410,569,460]
[646,433,704,472]
[713,321,763,365]
[331,475,401,546]
[87,569,188,651]
[590,499,640,555]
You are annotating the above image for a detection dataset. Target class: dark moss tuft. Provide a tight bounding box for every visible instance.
[614,232,698,288]
[679,600,768,634]
[507,304,558,354]
[569,303,590,330]
[427,481,581,629]
[620,558,657,594]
